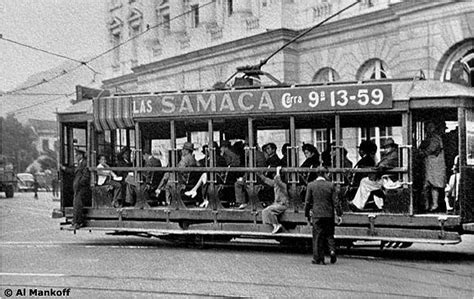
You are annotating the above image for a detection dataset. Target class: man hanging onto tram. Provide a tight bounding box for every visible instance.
[61,148,91,229]
[257,166,289,234]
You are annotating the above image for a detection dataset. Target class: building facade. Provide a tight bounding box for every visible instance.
[102,0,474,163]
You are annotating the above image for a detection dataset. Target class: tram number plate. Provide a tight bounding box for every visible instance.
[281,84,392,110]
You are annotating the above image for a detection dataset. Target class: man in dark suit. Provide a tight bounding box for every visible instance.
[62,148,91,229]
[304,166,342,265]
[143,150,163,201]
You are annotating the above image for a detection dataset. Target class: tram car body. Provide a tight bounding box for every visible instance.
[54,78,474,246]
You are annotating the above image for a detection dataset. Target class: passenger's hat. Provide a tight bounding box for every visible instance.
[359,140,377,154]
[74,148,86,155]
[262,143,277,151]
[381,138,398,148]
[182,142,195,151]
[220,140,232,148]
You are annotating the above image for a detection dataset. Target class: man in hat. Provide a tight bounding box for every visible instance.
[304,166,342,265]
[349,138,399,211]
[61,148,91,229]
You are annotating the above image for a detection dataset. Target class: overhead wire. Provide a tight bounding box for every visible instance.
[0,35,85,64]
[3,1,215,113]
[7,92,75,115]
[2,0,214,96]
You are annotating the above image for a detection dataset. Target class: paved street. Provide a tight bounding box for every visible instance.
[1,192,473,298]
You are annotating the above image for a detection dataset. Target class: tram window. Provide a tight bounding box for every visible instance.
[257,129,288,155]
[151,139,170,167]
[73,128,87,150]
[313,128,335,154]
[97,131,114,164]
[358,126,401,162]
[188,131,221,162]
[467,110,474,165]
[115,129,135,154]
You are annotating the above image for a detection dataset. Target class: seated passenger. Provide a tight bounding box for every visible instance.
[349,138,399,211]
[235,144,266,209]
[185,142,226,208]
[262,143,282,170]
[143,149,163,201]
[260,142,282,205]
[300,143,320,184]
[257,166,289,234]
[97,154,123,208]
[155,142,197,205]
[321,142,335,168]
[351,140,377,186]
[280,143,290,167]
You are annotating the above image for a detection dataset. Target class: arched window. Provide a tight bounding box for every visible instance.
[128,9,143,67]
[357,59,390,80]
[312,67,340,83]
[441,40,474,87]
[109,17,123,68]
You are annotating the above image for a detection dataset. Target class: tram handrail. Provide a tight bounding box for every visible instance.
[90,166,408,174]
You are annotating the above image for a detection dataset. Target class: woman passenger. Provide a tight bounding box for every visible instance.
[300,143,320,183]
[351,140,377,186]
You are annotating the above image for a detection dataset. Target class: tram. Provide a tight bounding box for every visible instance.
[54,75,474,248]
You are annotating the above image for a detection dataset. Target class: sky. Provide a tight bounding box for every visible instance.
[0,0,107,92]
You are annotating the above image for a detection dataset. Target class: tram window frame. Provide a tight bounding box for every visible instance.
[97,130,114,164]
[313,128,335,154]
[467,109,474,165]
[115,128,136,158]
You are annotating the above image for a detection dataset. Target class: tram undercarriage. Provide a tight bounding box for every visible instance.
[59,207,462,246]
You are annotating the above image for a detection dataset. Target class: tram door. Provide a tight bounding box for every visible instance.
[60,123,88,209]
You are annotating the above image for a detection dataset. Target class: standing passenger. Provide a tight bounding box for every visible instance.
[304,166,342,265]
[444,156,460,213]
[420,121,446,212]
[61,148,91,229]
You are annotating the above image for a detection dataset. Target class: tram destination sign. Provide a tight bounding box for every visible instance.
[130,84,392,117]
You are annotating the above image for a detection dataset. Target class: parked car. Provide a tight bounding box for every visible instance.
[17,173,35,192]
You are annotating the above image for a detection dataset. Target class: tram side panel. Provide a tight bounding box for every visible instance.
[461,166,474,223]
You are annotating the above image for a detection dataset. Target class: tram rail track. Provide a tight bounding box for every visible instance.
[2,271,467,298]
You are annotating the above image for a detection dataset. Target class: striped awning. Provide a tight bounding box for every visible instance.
[93,96,134,131]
